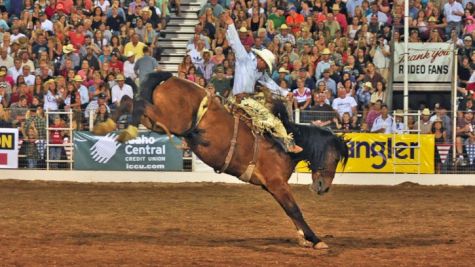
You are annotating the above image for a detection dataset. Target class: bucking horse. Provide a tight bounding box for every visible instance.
[93,72,349,249]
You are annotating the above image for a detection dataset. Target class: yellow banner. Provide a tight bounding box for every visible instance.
[296,133,434,174]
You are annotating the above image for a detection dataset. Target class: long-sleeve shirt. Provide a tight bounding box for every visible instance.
[225,24,288,97]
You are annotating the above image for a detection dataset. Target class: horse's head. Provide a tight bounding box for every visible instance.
[310,135,349,195]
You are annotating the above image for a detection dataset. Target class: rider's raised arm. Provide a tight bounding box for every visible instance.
[258,73,289,97]
[222,12,248,61]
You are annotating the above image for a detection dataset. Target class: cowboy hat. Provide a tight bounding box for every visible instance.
[278,67,289,73]
[364,82,373,89]
[321,48,331,55]
[239,27,248,33]
[421,108,431,116]
[332,4,340,11]
[44,79,56,85]
[252,48,276,73]
[63,44,75,54]
[280,24,289,30]
[125,51,135,57]
[115,74,125,81]
[73,75,83,82]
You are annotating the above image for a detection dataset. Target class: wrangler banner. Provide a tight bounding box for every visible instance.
[0,128,19,169]
[393,43,453,82]
[296,133,435,174]
[74,131,183,171]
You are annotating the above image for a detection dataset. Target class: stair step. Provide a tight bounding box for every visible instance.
[161,48,187,54]
[160,42,188,49]
[166,21,197,27]
[175,5,200,12]
[169,13,198,19]
[160,32,194,39]
[180,2,202,7]
[164,25,196,32]
[160,58,183,64]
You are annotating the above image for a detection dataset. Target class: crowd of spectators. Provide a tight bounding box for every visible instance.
[0,0,181,168]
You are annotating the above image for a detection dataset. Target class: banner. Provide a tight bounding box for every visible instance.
[74,131,183,171]
[393,43,453,82]
[296,133,435,174]
[0,128,19,169]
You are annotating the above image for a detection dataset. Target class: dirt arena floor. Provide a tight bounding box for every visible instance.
[0,180,474,266]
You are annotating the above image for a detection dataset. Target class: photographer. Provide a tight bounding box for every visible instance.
[369,36,390,82]
[455,109,475,165]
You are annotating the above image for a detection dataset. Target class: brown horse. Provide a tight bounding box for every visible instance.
[94,72,349,249]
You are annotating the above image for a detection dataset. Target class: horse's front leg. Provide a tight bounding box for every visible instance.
[264,181,329,249]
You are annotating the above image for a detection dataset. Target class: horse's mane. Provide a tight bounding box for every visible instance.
[272,100,349,172]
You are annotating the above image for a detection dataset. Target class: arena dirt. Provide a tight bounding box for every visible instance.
[0,180,473,266]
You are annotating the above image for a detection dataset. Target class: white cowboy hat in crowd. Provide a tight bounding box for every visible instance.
[62,44,75,54]
[252,48,276,73]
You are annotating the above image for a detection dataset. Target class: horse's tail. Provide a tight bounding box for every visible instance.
[129,71,174,127]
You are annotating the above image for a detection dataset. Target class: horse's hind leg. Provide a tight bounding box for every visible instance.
[264,180,328,249]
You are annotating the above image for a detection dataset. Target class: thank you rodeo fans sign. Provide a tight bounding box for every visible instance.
[296,133,435,174]
[74,131,183,171]
[0,128,19,169]
[393,43,453,82]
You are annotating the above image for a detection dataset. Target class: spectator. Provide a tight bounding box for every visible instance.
[93,103,110,126]
[292,78,311,110]
[332,87,358,122]
[199,0,224,18]
[49,115,65,169]
[124,33,146,61]
[275,24,295,49]
[23,125,40,169]
[123,51,137,81]
[311,91,337,128]
[209,66,231,97]
[196,49,215,83]
[315,48,331,81]
[356,81,373,108]
[366,99,382,130]
[443,0,464,39]
[73,75,89,109]
[286,6,304,34]
[335,112,355,133]
[134,46,160,86]
[111,74,133,108]
[371,104,393,134]
[415,108,434,134]
[316,69,337,97]
[456,109,474,165]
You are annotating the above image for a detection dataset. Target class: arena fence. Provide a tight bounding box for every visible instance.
[1,108,474,174]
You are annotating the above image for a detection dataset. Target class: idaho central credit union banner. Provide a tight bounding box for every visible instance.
[74,131,183,171]
[393,43,453,82]
[296,133,435,174]
[0,128,19,168]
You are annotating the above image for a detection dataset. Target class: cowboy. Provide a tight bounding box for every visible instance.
[221,12,302,153]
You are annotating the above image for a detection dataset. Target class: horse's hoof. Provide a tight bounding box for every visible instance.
[298,239,314,248]
[92,119,117,135]
[117,125,138,143]
[314,241,329,250]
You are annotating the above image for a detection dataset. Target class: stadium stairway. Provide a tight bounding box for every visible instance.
[159,1,201,75]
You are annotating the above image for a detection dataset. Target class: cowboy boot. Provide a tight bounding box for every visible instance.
[92,118,117,135]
